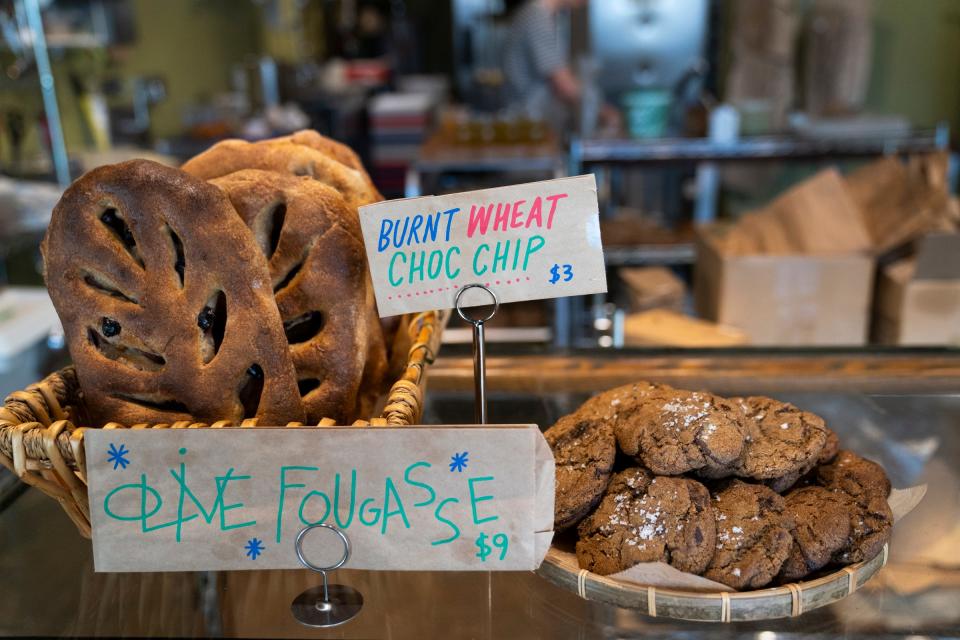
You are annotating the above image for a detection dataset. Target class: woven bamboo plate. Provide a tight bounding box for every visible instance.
[0,309,445,538]
[536,543,888,622]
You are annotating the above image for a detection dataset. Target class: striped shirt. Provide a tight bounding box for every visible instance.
[503,1,565,116]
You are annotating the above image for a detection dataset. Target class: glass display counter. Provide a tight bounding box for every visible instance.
[1,348,958,638]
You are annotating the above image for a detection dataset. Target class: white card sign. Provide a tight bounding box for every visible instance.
[86,426,554,572]
[359,175,607,316]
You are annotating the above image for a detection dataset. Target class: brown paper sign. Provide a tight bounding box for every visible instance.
[359,175,607,316]
[86,426,555,572]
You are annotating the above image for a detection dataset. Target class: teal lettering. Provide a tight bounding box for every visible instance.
[299,490,331,526]
[492,240,509,273]
[333,470,357,529]
[359,497,382,526]
[217,468,256,531]
[431,497,461,546]
[473,244,490,276]
[404,461,436,507]
[171,462,201,541]
[388,252,405,287]
[427,250,443,279]
[277,466,318,543]
[381,477,411,534]
[468,476,499,525]
[445,246,461,279]
[522,235,545,270]
[409,250,425,283]
[103,474,177,532]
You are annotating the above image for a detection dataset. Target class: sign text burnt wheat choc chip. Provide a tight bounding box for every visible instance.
[359,175,607,316]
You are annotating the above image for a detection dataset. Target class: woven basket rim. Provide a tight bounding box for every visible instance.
[0,309,446,537]
[536,542,888,621]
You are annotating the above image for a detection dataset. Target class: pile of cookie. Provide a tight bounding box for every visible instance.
[42,130,401,428]
[547,382,893,590]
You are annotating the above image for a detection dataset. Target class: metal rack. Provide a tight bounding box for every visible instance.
[553,125,952,348]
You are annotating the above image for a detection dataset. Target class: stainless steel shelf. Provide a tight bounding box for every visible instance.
[572,127,949,165]
[604,243,696,266]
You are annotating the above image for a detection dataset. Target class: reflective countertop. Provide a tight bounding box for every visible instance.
[1,387,958,638]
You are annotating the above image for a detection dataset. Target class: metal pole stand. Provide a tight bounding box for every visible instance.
[290,523,363,628]
[454,283,499,425]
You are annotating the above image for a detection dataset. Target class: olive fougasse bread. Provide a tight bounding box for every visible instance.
[544,382,894,590]
[42,131,392,427]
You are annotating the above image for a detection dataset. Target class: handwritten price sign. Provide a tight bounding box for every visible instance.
[359,175,607,316]
[86,426,554,572]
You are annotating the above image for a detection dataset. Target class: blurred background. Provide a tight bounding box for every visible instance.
[1,0,959,390]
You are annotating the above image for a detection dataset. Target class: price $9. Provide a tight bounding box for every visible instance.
[475,532,509,562]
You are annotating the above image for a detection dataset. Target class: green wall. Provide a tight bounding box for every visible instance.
[114,0,261,139]
[866,0,960,132]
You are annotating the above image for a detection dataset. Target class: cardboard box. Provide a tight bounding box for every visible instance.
[874,233,960,345]
[619,267,685,313]
[624,309,748,348]
[695,228,874,346]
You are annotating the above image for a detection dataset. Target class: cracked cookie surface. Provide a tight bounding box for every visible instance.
[545,412,617,531]
[731,396,828,481]
[615,389,747,476]
[576,468,716,576]
[779,486,854,580]
[704,480,794,589]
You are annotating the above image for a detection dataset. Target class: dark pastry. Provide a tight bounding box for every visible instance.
[817,450,892,500]
[615,389,747,476]
[42,159,304,426]
[704,480,794,589]
[545,412,617,531]
[779,486,854,580]
[577,381,673,422]
[182,129,381,209]
[818,451,893,564]
[211,169,386,423]
[731,396,828,480]
[576,468,716,575]
[819,428,841,463]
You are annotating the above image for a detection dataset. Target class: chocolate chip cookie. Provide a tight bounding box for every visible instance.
[545,412,617,531]
[817,450,892,500]
[577,381,673,422]
[704,480,794,589]
[817,451,893,563]
[731,396,828,480]
[779,486,854,580]
[819,428,840,464]
[615,389,747,476]
[576,468,716,575]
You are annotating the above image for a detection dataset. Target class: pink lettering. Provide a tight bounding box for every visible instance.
[510,199,527,229]
[545,193,568,229]
[467,203,493,238]
[492,202,510,232]
[525,196,543,228]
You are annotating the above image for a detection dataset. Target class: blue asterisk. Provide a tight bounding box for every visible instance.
[449,451,469,472]
[107,443,130,470]
[245,538,265,560]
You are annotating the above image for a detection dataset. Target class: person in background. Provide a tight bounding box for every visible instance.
[503,0,620,131]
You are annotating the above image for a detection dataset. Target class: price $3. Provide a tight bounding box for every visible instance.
[475,532,509,562]
[549,264,573,284]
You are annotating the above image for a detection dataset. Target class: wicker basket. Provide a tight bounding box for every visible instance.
[536,543,888,622]
[0,309,445,538]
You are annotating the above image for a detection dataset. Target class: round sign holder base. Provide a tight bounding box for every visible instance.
[290,523,363,627]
